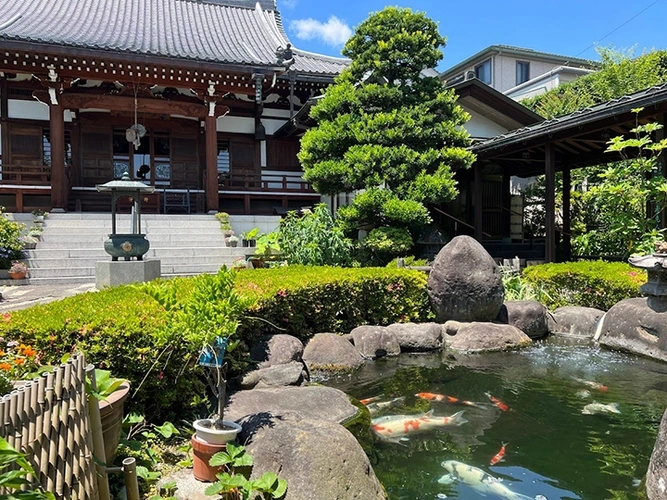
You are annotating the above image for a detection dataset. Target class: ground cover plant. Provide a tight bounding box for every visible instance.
[522,260,644,311]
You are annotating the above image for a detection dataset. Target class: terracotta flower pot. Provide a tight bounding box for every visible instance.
[99,380,131,465]
[191,434,232,482]
[8,270,27,280]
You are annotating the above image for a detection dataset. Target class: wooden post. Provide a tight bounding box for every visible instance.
[562,163,571,262]
[658,113,667,230]
[50,103,67,210]
[205,113,218,213]
[545,143,556,263]
[474,163,483,242]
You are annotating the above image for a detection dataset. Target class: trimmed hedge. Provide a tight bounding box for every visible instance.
[0,267,431,421]
[522,260,645,311]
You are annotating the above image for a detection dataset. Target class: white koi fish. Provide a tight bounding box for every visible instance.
[582,402,620,415]
[366,396,406,416]
[573,377,608,392]
[371,410,467,442]
[439,460,534,500]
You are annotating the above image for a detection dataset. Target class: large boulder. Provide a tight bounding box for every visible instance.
[239,361,308,389]
[249,334,304,368]
[385,322,443,351]
[597,297,667,363]
[302,333,365,371]
[225,386,357,424]
[246,413,386,500]
[350,325,400,358]
[427,236,504,322]
[549,306,605,338]
[647,407,667,499]
[448,322,532,353]
[496,300,548,339]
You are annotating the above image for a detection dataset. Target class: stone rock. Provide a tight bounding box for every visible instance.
[647,407,667,500]
[350,325,400,358]
[246,413,386,500]
[549,306,605,337]
[385,322,443,351]
[225,386,357,425]
[496,300,548,339]
[239,361,308,389]
[302,333,365,371]
[448,322,532,353]
[249,334,304,368]
[443,320,466,337]
[427,235,504,322]
[597,297,667,363]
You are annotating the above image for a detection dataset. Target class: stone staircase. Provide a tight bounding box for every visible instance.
[22,213,250,284]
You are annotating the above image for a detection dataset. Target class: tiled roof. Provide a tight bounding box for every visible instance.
[0,0,349,76]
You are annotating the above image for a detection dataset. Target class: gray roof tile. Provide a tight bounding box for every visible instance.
[0,0,348,75]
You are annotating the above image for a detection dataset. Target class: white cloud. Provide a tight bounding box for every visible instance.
[289,16,352,47]
[281,0,297,9]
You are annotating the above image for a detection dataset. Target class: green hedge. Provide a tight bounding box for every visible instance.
[236,266,432,342]
[0,267,431,421]
[522,260,645,311]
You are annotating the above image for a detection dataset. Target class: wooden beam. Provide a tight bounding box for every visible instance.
[545,143,556,263]
[562,164,571,262]
[50,102,66,210]
[474,163,483,242]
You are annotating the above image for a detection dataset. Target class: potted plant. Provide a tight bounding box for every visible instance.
[215,212,234,237]
[8,261,27,280]
[31,209,49,223]
[241,228,260,247]
[28,225,43,241]
[20,235,38,250]
[227,235,239,248]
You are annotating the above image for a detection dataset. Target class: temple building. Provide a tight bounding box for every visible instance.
[0,0,347,214]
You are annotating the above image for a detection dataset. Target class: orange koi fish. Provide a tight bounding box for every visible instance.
[490,442,508,465]
[574,377,608,392]
[416,393,479,407]
[485,392,509,412]
[360,395,383,405]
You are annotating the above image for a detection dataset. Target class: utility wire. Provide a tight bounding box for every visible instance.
[575,0,662,57]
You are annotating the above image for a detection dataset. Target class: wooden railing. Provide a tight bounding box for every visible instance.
[219,173,314,192]
[0,164,51,185]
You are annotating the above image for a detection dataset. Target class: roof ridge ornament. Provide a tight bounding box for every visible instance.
[276,43,294,68]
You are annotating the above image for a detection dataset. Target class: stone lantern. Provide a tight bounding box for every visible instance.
[94,172,161,288]
[628,240,667,310]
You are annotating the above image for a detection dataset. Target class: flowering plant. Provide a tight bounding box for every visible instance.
[9,261,27,274]
[0,341,45,380]
[31,209,49,218]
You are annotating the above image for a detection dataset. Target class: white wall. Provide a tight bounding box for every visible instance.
[8,100,73,122]
[460,105,508,139]
[493,55,561,93]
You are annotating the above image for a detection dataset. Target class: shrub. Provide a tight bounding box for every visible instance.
[522,260,645,310]
[360,227,414,266]
[235,266,432,342]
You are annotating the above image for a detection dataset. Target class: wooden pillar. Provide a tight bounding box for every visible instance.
[205,113,218,213]
[50,103,66,210]
[659,114,667,229]
[562,163,571,262]
[501,167,511,239]
[545,143,556,263]
[473,163,483,242]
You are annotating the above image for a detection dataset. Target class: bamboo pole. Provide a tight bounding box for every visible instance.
[56,362,72,496]
[41,371,55,493]
[34,376,46,489]
[122,457,140,500]
[72,355,88,499]
[80,366,98,500]
[64,362,76,498]
[48,365,63,494]
[7,390,17,449]
[86,365,110,500]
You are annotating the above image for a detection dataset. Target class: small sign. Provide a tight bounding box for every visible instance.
[197,337,228,367]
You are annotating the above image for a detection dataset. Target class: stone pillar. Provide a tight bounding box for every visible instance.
[205,113,218,213]
[545,143,556,263]
[50,102,67,211]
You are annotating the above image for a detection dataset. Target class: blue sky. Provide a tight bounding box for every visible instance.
[278,0,667,70]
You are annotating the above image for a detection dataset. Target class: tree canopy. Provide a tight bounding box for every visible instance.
[298,7,474,241]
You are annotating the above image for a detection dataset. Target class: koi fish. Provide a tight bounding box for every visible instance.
[575,389,591,398]
[490,442,508,465]
[439,463,532,499]
[582,402,620,415]
[371,410,467,443]
[366,396,405,416]
[485,392,509,411]
[439,460,534,500]
[416,392,479,407]
[360,395,383,405]
[574,377,608,392]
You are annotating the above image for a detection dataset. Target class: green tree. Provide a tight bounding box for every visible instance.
[298,7,474,249]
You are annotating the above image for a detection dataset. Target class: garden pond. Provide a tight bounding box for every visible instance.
[326,337,667,500]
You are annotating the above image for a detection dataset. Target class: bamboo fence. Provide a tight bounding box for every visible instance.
[0,353,101,499]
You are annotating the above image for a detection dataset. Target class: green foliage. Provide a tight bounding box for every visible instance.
[385,256,428,268]
[254,232,281,257]
[241,228,260,242]
[205,444,287,500]
[523,48,667,118]
[87,368,125,401]
[501,269,551,303]
[0,436,55,499]
[236,266,432,341]
[360,227,414,266]
[299,7,474,245]
[0,209,24,269]
[277,204,353,266]
[0,372,11,397]
[522,261,644,310]
[215,212,232,232]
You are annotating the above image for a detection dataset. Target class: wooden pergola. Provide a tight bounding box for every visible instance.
[471,83,667,262]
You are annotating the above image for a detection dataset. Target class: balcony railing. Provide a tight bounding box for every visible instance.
[218,173,314,193]
[0,164,51,185]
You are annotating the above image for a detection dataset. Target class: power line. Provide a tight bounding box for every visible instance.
[576,0,662,57]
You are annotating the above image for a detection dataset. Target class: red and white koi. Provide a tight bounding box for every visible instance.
[360,395,383,405]
[574,377,608,392]
[415,392,479,407]
[490,442,508,465]
[485,392,509,412]
[371,410,468,442]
